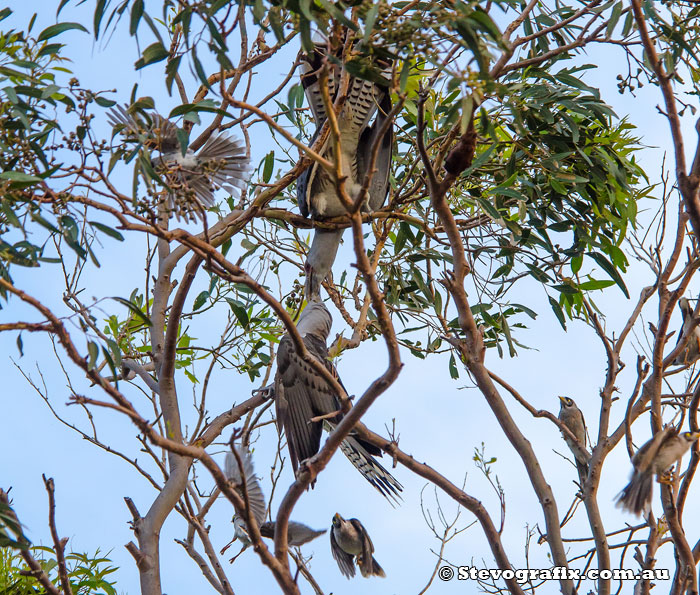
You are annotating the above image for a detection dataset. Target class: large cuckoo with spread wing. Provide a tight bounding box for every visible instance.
[298,42,393,299]
[108,104,250,221]
[274,300,402,504]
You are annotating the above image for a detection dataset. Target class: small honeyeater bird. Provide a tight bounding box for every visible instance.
[558,396,589,480]
[222,446,266,551]
[330,513,385,579]
[673,297,700,365]
[108,104,250,221]
[616,427,700,516]
[221,445,325,555]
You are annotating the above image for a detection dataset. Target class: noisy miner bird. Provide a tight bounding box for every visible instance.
[615,427,700,516]
[330,513,385,579]
[558,396,589,481]
[297,40,393,299]
[108,104,250,221]
[673,297,700,365]
[221,445,325,555]
[274,300,402,504]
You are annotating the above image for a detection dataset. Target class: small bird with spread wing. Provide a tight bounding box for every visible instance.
[330,513,385,579]
[108,104,250,221]
[616,427,700,516]
[221,445,325,557]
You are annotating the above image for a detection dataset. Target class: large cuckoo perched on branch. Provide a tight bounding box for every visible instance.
[108,104,250,221]
[274,300,403,504]
[298,41,393,299]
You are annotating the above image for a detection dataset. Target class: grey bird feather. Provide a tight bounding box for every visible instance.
[673,297,700,365]
[108,104,250,221]
[330,513,385,579]
[297,42,393,299]
[274,300,402,504]
[558,396,589,481]
[616,427,700,516]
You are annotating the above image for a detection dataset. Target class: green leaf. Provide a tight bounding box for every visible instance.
[0,172,41,183]
[269,8,284,42]
[135,42,169,70]
[101,346,118,383]
[469,7,502,42]
[94,96,116,108]
[169,101,224,118]
[571,255,583,274]
[227,298,250,328]
[176,128,189,157]
[262,151,274,183]
[37,22,88,41]
[345,58,390,86]
[501,316,517,357]
[192,290,209,311]
[399,60,411,93]
[89,221,124,241]
[552,283,579,295]
[31,212,59,233]
[548,296,566,330]
[165,55,182,95]
[476,196,501,220]
[3,86,17,104]
[222,238,232,257]
[299,18,312,52]
[94,0,107,39]
[87,341,99,370]
[578,279,615,291]
[130,0,144,35]
[111,296,153,326]
[511,303,537,319]
[315,0,356,30]
[298,0,313,20]
[449,353,459,379]
[588,251,629,298]
[363,2,379,42]
[192,50,209,87]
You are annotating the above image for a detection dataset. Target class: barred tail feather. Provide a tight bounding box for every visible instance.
[339,435,403,506]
